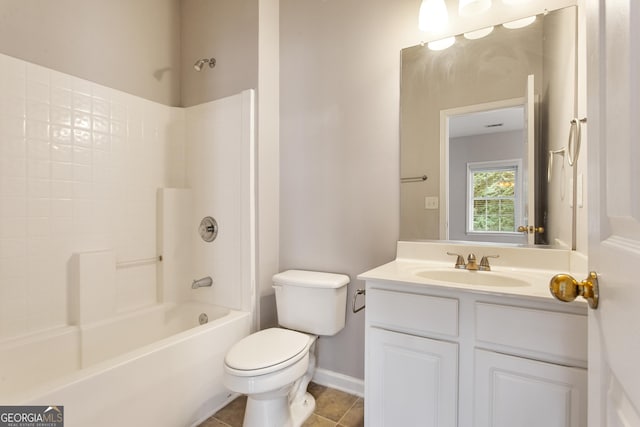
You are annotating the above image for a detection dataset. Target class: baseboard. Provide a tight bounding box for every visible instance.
[312,368,365,398]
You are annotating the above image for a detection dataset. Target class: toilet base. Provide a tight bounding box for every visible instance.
[290,392,315,427]
[243,392,315,427]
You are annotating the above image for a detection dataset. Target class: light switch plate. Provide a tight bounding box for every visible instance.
[425,196,439,209]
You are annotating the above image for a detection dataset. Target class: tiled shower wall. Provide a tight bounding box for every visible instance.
[0,53,186,339]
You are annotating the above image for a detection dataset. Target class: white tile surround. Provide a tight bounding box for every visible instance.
[0,53,187,339]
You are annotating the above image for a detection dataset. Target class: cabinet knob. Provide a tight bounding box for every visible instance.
[549,271,599,309]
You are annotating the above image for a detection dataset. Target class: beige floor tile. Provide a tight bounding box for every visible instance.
[212,395,246,427]
[302,413,338,427]
[308,383,359,422]
[338,398,364,427]
[199,418,232,427]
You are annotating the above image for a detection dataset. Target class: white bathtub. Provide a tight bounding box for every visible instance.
[0,302,251,427]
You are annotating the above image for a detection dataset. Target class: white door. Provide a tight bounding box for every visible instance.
[587,0,640,425]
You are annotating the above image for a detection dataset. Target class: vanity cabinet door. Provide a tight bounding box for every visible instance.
[474,349,587,427]
[366,327,458,427]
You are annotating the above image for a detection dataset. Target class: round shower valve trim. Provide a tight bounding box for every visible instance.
[199,216,218,242]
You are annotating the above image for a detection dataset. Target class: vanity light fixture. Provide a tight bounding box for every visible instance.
[458,0,492,17]
[418,0,449,33]
[463,26,494,40]
[428,36,456,51]
[503,15,536,29]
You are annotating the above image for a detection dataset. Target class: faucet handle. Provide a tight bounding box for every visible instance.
[447,252,466,269]
[479,254,500,271]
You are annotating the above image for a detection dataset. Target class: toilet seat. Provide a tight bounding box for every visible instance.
[224,328,312,377]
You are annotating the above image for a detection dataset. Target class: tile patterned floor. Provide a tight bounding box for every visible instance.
[199,382,364,427]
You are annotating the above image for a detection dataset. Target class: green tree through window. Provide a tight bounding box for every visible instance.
[469,167,517,232]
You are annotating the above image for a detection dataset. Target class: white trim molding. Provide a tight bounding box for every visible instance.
[312,368,365,398]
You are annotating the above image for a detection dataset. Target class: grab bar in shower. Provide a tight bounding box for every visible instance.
[401,175,428,183]
[116,256,162,269]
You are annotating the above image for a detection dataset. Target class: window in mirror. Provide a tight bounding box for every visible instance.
[467,160,522,235]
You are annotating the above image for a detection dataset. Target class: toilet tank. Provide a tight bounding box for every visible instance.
[273,270,349,336]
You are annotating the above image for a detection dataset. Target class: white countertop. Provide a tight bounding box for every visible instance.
[357,241,588,303]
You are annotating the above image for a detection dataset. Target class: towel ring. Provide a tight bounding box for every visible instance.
[567,118,587,166]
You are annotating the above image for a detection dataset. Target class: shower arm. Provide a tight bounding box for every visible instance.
[194,58,216,71]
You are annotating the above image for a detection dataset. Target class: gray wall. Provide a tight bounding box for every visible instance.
[0,0,182,106]
[181,0,258,107]
[0,0,259,108]
[279,0,419,380]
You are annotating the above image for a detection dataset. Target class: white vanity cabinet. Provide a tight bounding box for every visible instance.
[363,281,588,427]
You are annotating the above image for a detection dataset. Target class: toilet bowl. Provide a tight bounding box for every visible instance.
[224,328,317,427]
[223,270,349,427]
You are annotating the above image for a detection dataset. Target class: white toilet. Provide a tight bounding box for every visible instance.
[223,270,349,427]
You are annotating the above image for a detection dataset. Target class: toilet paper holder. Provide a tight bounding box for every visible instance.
[352,289,366,313]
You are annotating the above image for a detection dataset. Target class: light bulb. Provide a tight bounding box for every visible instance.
[428,36,456,51]
[464,26,494,40]
[418,0,449,34]
[458,0,492,17]
[503,16,536,29]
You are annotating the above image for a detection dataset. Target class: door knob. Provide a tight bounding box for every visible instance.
[549,271,599,309]
[517,225,545,234]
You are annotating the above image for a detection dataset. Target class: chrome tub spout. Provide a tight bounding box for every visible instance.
[192,276,213,289]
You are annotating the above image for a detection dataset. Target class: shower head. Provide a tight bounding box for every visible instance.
[194,58,216,71]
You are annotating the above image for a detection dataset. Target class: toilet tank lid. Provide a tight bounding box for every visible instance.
[273,270,350,289]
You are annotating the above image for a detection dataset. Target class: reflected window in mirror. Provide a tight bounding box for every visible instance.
[467,160,522,235]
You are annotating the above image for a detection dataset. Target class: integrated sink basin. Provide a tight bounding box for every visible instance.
[415,269,530,287]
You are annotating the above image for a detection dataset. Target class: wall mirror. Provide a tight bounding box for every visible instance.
[400,5,577,247]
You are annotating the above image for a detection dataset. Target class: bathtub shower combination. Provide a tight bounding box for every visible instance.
[1,303,250,426]
[0,54,255,427]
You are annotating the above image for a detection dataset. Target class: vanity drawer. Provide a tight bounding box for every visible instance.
[475,302,587,365]
[367,288,458,337]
